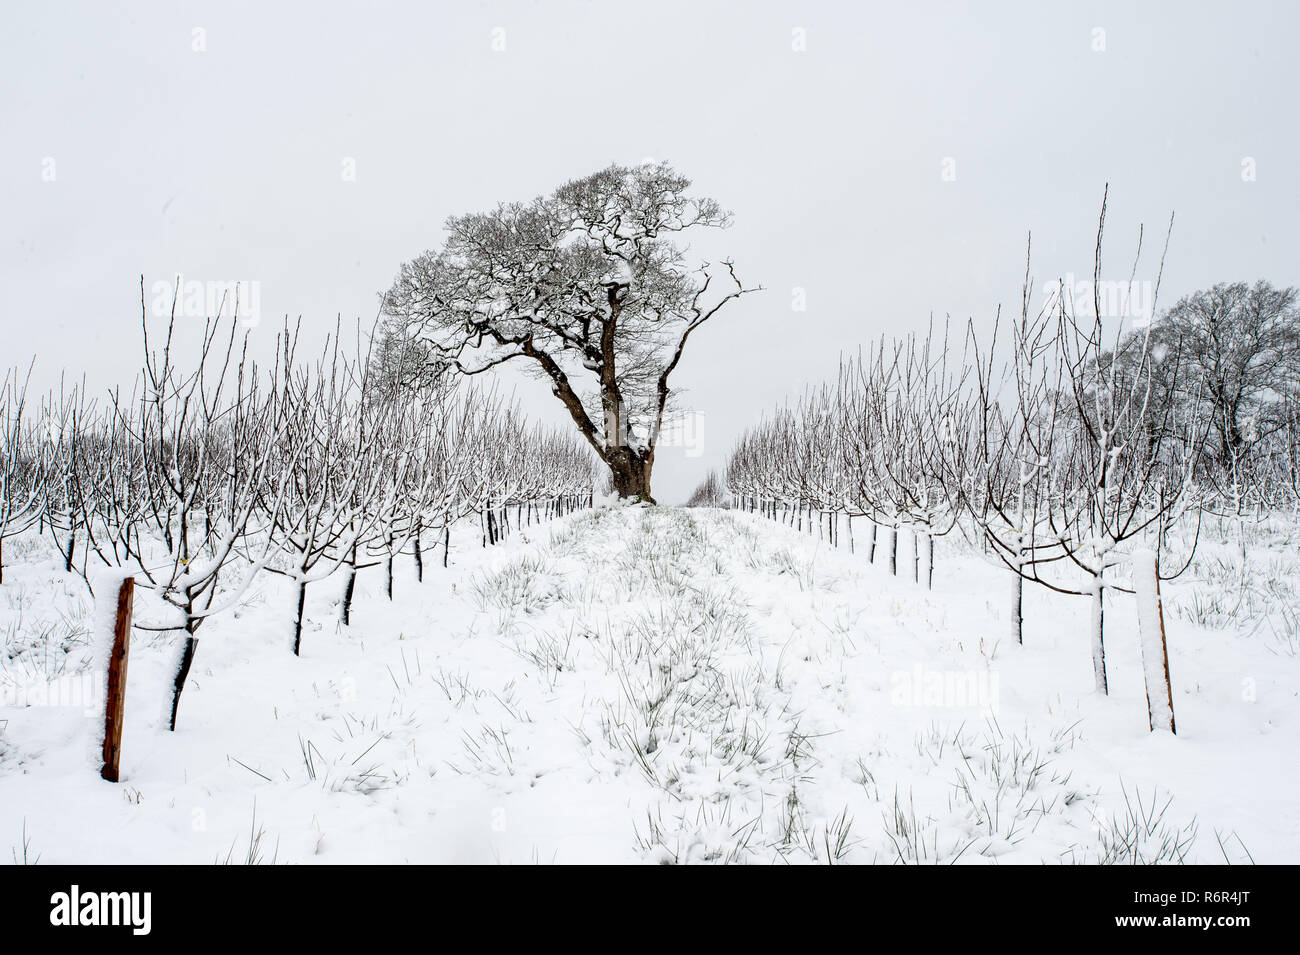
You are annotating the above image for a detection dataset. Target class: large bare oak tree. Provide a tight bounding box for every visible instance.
[380,162,759,502]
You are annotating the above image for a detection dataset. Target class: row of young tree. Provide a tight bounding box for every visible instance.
[684,470,726,508]
[0,288,596,729]
[727,197,1300,732]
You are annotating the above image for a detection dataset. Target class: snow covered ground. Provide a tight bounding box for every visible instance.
[1,504,1296,864]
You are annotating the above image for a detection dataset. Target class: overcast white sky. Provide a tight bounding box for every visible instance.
[3,1,1298,503]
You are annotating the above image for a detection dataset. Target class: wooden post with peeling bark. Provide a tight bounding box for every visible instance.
[101,576,133,782]
[1148,570,1177,735]
[1135,549,1177,734]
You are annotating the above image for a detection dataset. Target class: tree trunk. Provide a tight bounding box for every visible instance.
[607,449,655,503]
[1011,568,1023,645]
[413,518,423,582]
[168,619,198,732]
[1091,572,1108,695]
[292,579,308,656]
[385,530,395,599]
[341,541,358,626]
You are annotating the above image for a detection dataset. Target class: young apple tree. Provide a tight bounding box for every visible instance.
[112,286,292,729]
[0,365,47,583]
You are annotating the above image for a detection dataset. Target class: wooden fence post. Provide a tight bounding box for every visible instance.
[1135,549,1177,734]
[1152,571,1176,734]
[101,576,133,782]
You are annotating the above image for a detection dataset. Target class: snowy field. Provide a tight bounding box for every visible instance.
[2,502,1295,864]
